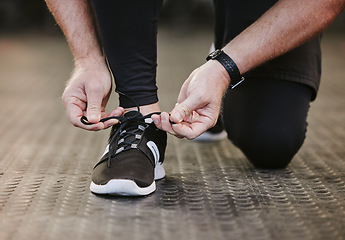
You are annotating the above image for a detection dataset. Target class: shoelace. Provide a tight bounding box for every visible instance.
[80,90,175,126]
[80,91,164,167]
[82,111,160,167]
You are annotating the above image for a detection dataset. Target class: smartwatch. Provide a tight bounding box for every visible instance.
[206,49,244,89]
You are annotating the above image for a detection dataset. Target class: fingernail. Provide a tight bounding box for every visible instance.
[153,118,159,124]
[175,112,182,123]
[168,113,176,124]
[89,114,100,123]
[90,115,97,121]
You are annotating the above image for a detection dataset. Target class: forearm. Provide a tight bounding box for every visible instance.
[166,0,344,138]
[223,0,345,76]
[45,0,104,65]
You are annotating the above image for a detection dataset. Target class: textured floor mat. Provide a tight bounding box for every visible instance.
[0,29,344,240]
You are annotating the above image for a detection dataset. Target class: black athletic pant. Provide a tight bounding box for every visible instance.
[222,80,312,169]
[90,0,318,169]
[91,0,163,108]
[214,0,320,168]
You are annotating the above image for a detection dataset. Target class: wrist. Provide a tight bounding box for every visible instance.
[74,53,106,69]
[206,49,244,89]
[71,54,111,83]
[206,60,231,93]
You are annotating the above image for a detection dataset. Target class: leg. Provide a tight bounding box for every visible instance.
[88,0,167,196]
[213,0,226,49]
[222,79,313,169]
[217,0,320,168]
[90,0,163,111]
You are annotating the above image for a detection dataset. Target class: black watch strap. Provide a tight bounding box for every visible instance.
[206,49,244,89]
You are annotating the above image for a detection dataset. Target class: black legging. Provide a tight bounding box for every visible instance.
[213,0,320,168]
[222,79,312,169]
[91,0,163,108]
[90,0,318,169]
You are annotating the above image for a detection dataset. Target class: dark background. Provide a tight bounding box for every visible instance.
[1,0,343,33]
[0,0,215,32]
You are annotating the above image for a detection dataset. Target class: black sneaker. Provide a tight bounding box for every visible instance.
[193,117,227,142]
[90,111,167,196]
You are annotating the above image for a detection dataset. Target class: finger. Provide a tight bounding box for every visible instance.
[100,116,118,129]
[152,113,186,138]
[101,107,125,129]
[151,113,163,130]
[170,96,202,124]
[84,122,107,131]
[183,110,200,124]
[151,112,170,130]
[172,121,209,140]
[85,87,103,123]
[66,103,106,131]
[64,97,85,127]
[152,112,176,136]
[110,107,125,117]
[100,107,123,120]
[160,112,176,135]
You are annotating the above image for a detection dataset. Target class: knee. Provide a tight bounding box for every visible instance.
[229,129,305,169]
[242,140,295,169]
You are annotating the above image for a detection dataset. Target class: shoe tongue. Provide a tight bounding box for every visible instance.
[124,111,143,118]
[118,111,144,148]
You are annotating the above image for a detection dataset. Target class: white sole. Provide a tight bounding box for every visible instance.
[193,130,228,142]
[90,163,165,196]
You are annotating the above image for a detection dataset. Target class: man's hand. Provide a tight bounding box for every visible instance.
[45,0,125,130]
[153,0,345,139]
[152,60,230,140]
[62,60,124,131]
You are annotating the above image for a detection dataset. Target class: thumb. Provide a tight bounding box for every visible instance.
[170,97,201,124]
[86,90,102,123]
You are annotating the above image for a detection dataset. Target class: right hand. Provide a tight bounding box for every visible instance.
[153,60,230,139]
[62,59,124,131]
